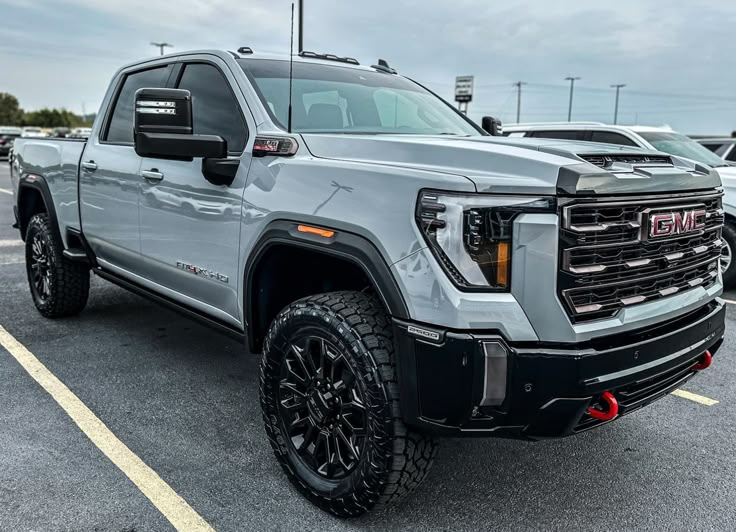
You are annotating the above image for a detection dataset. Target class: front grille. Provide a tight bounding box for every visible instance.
[580,153,673,169]
[559,191,724,321]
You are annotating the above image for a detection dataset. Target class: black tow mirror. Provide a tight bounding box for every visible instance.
[134,88,227,160]
[481,116,504,136]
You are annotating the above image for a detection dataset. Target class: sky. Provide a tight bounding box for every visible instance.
[1,0,735,134]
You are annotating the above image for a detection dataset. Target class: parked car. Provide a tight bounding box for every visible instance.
[51,127,71,138]
[698,137,736,164]
[9,50,725,516]
[505,122,736,286]
[21,126,46,138]
[69,127,92,139]
[0,126,22,158]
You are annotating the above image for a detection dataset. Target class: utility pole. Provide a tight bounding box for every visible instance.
[611,84,626,125]
[514,81,526,124]
[565,76,581,122]
[150,42,173,56]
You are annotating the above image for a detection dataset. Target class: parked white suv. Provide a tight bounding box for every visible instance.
[506,123,736,286]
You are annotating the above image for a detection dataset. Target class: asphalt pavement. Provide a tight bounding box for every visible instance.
[1,160,736,531]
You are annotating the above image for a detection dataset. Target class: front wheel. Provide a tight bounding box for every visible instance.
[25,214,90,318]
[260,291,437,517]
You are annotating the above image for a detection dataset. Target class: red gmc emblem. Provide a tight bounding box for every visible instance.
[649,209,706,238]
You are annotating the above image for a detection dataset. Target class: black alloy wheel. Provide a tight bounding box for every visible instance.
[278,335,367,479]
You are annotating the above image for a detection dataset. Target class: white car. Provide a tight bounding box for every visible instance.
[505,122,736,286]
[21,127,47,138]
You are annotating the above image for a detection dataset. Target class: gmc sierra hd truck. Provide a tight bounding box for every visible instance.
[9,49,726,517]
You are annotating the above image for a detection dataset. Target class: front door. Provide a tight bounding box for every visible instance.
[138,60,252,325]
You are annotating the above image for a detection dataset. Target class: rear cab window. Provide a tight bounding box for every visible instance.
[105,65,172,144]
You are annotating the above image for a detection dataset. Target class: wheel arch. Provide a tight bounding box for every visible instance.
[16,176,60,242]
[243,220,409,352]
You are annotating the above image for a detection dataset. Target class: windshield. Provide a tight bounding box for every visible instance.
[239,59,481,136]
[639,131,726,167]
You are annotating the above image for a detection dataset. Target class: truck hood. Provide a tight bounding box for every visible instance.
[301,134,721,196]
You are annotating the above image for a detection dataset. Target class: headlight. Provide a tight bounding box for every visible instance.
[416,191,555,291]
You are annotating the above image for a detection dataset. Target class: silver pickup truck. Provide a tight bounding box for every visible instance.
[9,49,726,517]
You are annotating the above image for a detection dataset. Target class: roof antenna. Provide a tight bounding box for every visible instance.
[288,2,295,133]
[298,0,304,54]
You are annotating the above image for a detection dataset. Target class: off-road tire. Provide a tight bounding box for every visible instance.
[25,214,89,318]
[260,291,438,517]
[721,222,736,288]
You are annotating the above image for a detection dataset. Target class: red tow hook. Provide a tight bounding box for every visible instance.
[693,350,713,371]
[587,391,619,421]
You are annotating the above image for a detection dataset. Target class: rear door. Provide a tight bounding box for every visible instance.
[80,64,172,272]
[137,59,252,324]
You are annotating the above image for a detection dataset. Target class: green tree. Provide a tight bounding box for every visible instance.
[0,92,24,125]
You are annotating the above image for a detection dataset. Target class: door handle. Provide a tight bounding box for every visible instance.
[81,161,97,172]
[141,169,164,181]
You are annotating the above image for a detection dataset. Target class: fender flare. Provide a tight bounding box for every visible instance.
[16,174,61,242]
[243,220,409,351]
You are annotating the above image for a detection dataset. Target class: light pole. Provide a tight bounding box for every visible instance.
[565,76,581,122]
[150,42,173,56]
[514,81,526,124]
[611,84,626,125]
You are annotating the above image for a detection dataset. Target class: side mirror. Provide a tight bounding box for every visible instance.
[134,88,227,160]
[481,116,504,136]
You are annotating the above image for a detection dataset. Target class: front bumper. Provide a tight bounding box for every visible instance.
[394,299,725,439]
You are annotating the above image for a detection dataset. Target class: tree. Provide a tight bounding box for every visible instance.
[0,92,24,125]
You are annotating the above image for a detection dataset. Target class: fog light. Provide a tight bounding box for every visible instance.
[480,341,508,406]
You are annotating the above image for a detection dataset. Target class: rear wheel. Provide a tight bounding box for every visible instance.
[260,291,437,517]
[25,214,89,318]
[721,222,736,288]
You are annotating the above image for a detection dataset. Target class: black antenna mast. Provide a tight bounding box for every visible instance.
[288,3,295,133]
[298,0,304,54]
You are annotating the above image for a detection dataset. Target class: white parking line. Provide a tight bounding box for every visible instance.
[0,239,22,246]
[0,260,24,266]
[671,389,719,406]
[0,325,215,532]
[722,298,736,305]
[0,188,13,195]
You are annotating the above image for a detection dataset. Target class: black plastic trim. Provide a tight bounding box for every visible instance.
[556,163,721,196]
[244,220,409,351]
[17,175,60,242]
[393,299,725,439]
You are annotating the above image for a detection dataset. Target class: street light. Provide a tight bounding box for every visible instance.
[611,84,626,125]
[150,42,173,56]
[565,76,581,122]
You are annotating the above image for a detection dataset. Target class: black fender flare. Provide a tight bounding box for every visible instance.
[16,174,61,242]
[243,220,409,351]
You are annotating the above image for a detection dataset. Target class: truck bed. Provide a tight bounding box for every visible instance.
[11,137,87,247]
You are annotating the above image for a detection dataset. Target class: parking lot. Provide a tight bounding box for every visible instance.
[1,160,736,531]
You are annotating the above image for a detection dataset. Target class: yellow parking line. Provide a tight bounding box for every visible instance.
[0,325,214,532]
[671,389,719,406]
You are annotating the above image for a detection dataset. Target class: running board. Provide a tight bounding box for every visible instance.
[93,268,246,343]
